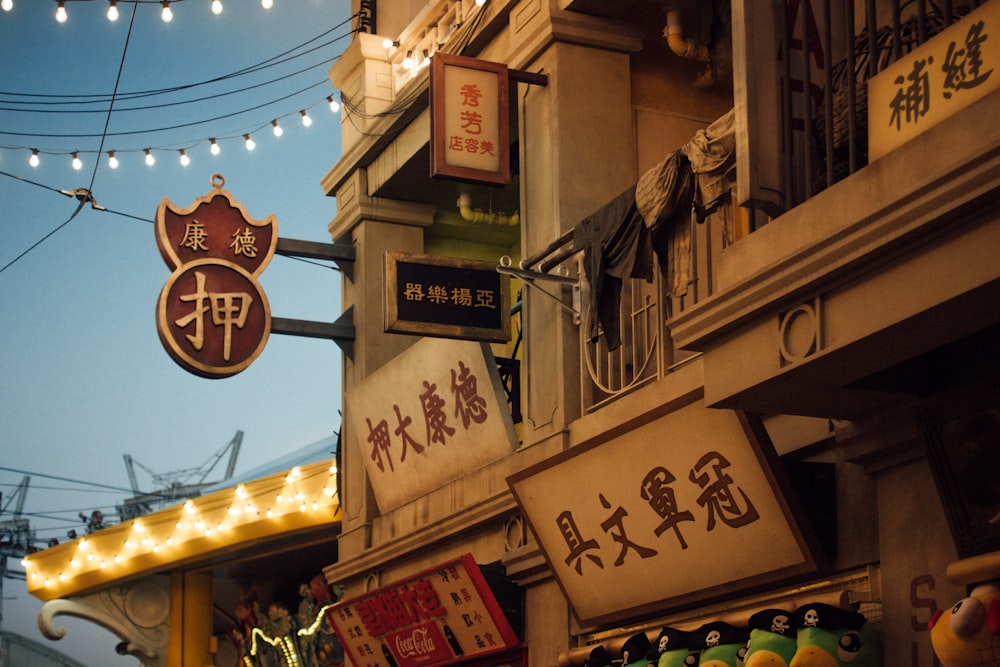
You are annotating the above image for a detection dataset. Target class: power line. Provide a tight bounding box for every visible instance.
[0,167,343,273]
[0,482,122,496]
[0,79,330,139]
[0,26,353,106]
[0,56,337,115]
[0,465,146,496]
[88,0,138,195]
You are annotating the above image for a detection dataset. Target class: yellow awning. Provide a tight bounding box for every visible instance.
[25,458,341,601]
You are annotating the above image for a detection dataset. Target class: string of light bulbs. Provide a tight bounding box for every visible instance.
[3,92,341,172]
[1,9,358,175]
[0,0,279,21]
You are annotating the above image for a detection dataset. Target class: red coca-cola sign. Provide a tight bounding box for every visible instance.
[386,622,453,666]
[326,554,519,667]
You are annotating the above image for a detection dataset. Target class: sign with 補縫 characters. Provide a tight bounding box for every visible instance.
[507,392,820,627]
[430,53,509,186]
[325,553,519,667]
[868,1,998,161]
[155,174,277,378]
[384,252,510,343]
[345,337,518,512]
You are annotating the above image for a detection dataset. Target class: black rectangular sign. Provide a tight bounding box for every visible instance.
[384,252,510,343]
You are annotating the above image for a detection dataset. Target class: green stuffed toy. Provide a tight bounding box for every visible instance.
[690,621,749,667]
[743,609,796,667]
[649,627,698,667]
[789,602,881,667]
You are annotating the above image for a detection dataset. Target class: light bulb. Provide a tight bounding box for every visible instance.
[244,134,255,151]
[419,50,430,69]
[261,0,273,8]
[300,110,312,127]
[161,1,172,22]
[144,148,155,166]
[2,0,13,11]
[28,149,39,168]
[402,51,414,69]
[209,138,220,155]
[327,95,340,113]
[56,2,67,23]
[271,119,283,137]
[211,0,222,14]
[382,38,397,50]
[71,152,82,170]
[107,1,118,21]
[108,151,119,169]
[179,149,190,166]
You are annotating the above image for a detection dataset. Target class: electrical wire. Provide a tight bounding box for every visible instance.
[0,3,139,275]
[0,167,342,272]
[0,465,151,496]
[0,58,338,115]
[88,0,138,194]
[0,79,330,139]
[0,19,357,105]
[0,482,126,496]
[0,35,353,113]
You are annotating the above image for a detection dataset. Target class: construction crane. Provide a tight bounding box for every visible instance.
[0,476,35,626]
[118,430,243,522]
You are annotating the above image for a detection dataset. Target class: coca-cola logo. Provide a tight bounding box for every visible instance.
[395,626,437,658]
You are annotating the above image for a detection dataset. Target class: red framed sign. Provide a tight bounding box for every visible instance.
[325,553,519,667]
[430,53,510,186]
[154,174,276,378]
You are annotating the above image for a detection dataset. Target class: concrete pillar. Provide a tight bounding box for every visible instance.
[168,571,212,667]
[326,172,437,561]
[509,1,644,446]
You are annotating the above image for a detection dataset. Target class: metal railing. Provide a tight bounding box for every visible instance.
[578,209,718,413]
[771,0,981,212]
[518,208,722,414]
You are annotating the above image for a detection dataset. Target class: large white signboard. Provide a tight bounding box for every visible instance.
[509,394,818,626]
[347,338,518,512]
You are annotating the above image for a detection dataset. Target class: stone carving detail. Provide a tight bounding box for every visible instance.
[38,576,171,667]
[779,297,822,366]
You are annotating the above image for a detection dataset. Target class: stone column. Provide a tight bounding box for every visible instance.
[509,1,644,448]
[168,571,212,667]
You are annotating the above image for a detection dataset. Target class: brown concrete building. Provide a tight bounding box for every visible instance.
[25,1,1000,666]
[322,0,1000,664]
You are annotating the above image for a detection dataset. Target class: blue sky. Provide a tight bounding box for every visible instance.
[0,1,350,664]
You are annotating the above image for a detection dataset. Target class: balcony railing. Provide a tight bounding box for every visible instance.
[762,0,980,215]
[517,1,984,414]
[520,208,724,414]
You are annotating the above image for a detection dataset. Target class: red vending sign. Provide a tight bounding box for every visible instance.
[325,553,519,667]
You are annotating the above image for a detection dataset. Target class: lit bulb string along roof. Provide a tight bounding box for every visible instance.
[0,1,282,21]
[0,5,360,274]
[0,10,359,172]
[334,0,490,143]
[22,461,341,601]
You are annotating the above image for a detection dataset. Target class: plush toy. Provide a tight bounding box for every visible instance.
[928,581,1000,666]
[789,602,881,667]
[621,631,652,667]
[649,627,698,667]
[743,608,797,667]
[690,621,749,667]
[585,644,613,667]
